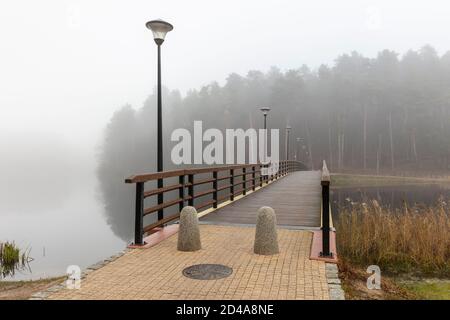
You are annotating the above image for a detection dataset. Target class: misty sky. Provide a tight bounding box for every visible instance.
[1,0,450,150]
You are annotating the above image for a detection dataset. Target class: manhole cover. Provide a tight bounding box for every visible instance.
[182,264,233,280]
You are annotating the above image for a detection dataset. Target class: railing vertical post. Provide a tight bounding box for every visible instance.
[242,167,246,195]
[213,171,218,208]
[320,160,332,257]
[179,175,185,212]
[275,163,279,179]
[252,166,256,191]
[261,164,269,184]
[157,178,163,220]
[321,181,330,256]
[259,164,263,187]
[188,174,194,206]
[230,169,234,201]
[134,182,144,245]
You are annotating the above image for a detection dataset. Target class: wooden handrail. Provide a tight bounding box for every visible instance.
[126,160,307,245]
[125,169,185,183]
[126,164,263,184]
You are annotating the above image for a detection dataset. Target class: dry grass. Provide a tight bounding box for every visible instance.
[335,198,450,276]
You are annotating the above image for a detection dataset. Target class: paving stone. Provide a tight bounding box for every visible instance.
[325,263,338,272]
[30,291,50,298]
[327,278,341,284]
[329,289,345,300]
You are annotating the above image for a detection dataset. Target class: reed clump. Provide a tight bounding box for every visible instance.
[335,198,450,276]
[0,241,31,278]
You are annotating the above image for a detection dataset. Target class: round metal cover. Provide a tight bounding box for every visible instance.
[182,264,233,280]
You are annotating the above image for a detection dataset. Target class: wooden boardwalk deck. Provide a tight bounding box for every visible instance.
[200,171,322,228]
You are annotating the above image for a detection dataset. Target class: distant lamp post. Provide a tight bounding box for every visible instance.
[285,125,291,160]
[146,19,173,220]
[296,137,304,162]
[260,107,270,129]
[260,107,271,163]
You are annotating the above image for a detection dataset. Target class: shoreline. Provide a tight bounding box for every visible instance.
[331,173,450,188]
[0,276,65,300]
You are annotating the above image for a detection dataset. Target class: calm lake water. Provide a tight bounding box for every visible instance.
[331,183,450,212]
[0,170,129,281]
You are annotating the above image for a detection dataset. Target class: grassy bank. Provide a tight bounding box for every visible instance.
[400,280,450,300]
[331,173,449,188]
[334,199,450,299]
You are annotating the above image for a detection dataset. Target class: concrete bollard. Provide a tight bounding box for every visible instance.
[254,206,279,255]
[177,206,202,252]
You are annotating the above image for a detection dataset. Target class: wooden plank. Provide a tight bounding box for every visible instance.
[143,214,180,233]
[144,198,183,216]
[144,184,182,198]
[200,171,321,227]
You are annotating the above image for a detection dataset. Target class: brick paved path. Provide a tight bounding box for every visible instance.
[48,225,329,300]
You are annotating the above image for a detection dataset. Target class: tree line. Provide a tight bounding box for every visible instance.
[100,45,450,178]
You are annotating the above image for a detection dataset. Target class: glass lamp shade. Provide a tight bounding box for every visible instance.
[260,107,271,115]
[146,19,173,44]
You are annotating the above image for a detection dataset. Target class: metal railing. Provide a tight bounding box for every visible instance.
[125,160,306,245]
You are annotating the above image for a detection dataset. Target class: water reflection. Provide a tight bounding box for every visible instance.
[0,132,127,281]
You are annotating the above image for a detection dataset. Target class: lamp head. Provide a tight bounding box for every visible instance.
[260,107,271,115]
[146,19,173,45]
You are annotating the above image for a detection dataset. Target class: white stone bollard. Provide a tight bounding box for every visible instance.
[254,206,279,255]
[177,206,202,251]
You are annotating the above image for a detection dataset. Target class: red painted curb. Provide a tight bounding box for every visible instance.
[128,224,179,249]
[310,230,338,263]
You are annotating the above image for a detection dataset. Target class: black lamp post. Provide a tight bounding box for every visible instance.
[259,107,270,161]
[259,107,270,181]
[146,19,173,220]
[296,137,304,162]
[285,125,291,160]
